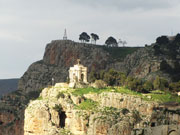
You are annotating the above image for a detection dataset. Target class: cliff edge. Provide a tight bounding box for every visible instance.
[18,40,180,93]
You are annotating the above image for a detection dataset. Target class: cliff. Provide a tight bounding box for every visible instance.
[0,38,180,135]
[18,40,180,93]
[24,83,180,135]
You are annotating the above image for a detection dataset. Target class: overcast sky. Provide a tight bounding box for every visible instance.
[0,0,180,79]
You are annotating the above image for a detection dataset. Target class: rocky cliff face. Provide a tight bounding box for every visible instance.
[18,40,180,93]
[18,40,112,93]
[24,84,180,135]
[1,39,180,135]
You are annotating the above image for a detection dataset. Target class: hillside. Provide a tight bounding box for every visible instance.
[0,35,180,135]
[18,40,142,93]
[18,39,180,93]
[0,79,19,97]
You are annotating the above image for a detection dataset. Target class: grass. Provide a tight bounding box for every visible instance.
[72,87,141,96]
[146,92,180,103]
[37,96,43,100]
[72,87,180,103]
[72,87,109,96]
[116,87,142,96]
[75,99,98,111]
[103,46,141,61]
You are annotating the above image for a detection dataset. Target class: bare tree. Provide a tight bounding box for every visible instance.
[118,39,127,47]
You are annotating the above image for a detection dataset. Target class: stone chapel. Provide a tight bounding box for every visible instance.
[69,59,88,87]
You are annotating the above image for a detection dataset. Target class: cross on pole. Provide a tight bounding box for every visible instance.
[77,59,80,65]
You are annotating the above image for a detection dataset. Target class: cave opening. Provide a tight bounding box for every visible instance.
[151,122,155,127]
[0,121,3,125]
[60,111,66,128]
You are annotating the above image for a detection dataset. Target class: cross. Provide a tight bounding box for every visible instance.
[77,59,80,65]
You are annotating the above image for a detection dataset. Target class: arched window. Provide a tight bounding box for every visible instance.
[81,74,84,82]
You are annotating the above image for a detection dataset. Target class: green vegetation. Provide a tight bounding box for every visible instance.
[72,86,180,103]
[121,108,130,115]
[105,36,118,47]
[93,107,121,123]
[57,92,65,99]
[27,90,43,100]
[58,128,74,135]
[53,104,63,113]
[148,92,180,103]
[89,69,180,94]
[37,96,43,100]
[75,99,98,111]
[132,110,142,123]
[72,87,105,96]
[103,46,140,61]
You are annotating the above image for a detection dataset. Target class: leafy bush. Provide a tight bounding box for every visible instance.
[143,81,153,91]
[153,76,168,90]
[169,81,180,92]
[53,104,62,113]
[57,92,65,99]
[132,110,142,123]
[92,80,107,89]
[121,108,129,115]
[59,128,73,135]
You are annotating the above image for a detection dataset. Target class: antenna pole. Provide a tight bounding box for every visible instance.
[63,29,67,40]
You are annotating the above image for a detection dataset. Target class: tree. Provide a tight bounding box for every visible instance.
[156,36,169,45]
[153,76,161,90]
[105,36,118,47]
[153,76,168,90]
[91,33,99,44]
[118,39,127,47]
[79,32,90,43]
[174,33,180,44]
[169,81,180,92]
[143,81,153,91]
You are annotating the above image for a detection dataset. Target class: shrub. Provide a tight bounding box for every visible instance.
[57,92,65,99]
[153,76,161,90]
[143,81,153,91]
[153,76,169,90]
[132,110,142,123]
[121,108,129,115]
[53,104,62,113]
[169,81,180,92]
[92,80,107,89]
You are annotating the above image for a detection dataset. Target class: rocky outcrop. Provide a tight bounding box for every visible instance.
[24,84,180,135]
[18,40,112,93]
[1,39,180,135]
[0,90,28,135]
[18,40,180,93]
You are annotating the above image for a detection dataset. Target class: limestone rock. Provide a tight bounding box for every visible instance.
[23,85,180,135]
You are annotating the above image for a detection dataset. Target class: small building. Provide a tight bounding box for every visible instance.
[69,59,88,87]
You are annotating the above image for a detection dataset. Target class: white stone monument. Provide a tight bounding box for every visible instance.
[69,59,88,88]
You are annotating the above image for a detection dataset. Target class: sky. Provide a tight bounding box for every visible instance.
[0,0,180,79]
